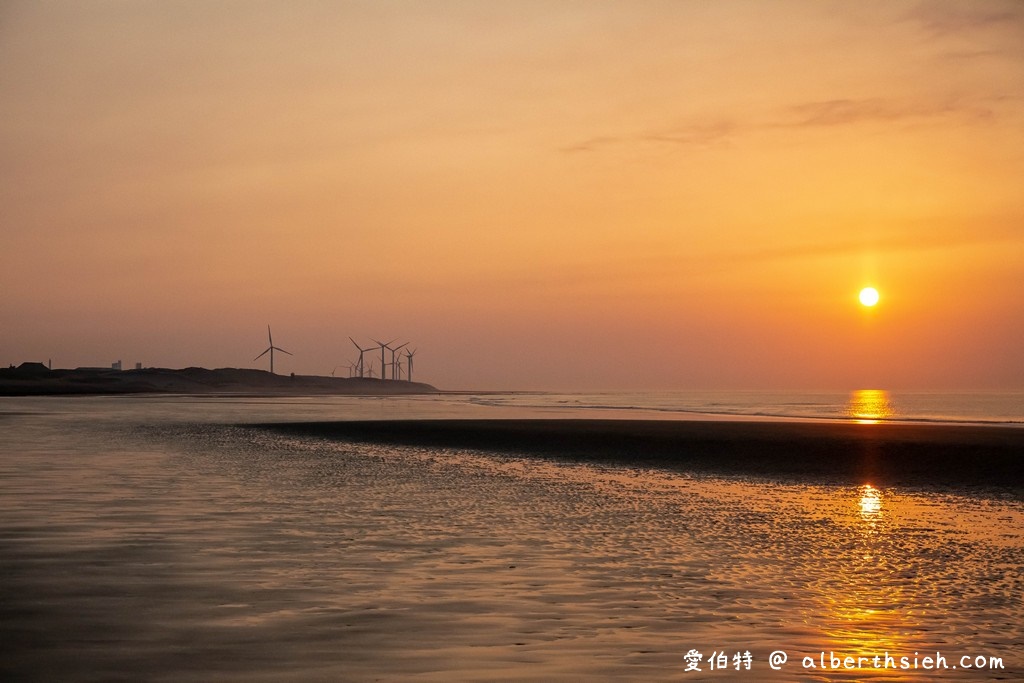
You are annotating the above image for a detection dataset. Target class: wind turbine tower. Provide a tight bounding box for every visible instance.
[405,348,417,383]
[372,339,397,380]
[349,337,374,378]
[253,326,292,375]
[389,342,408,381]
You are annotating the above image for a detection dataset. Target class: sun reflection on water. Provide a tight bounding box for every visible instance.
[810,484,923,672]
[859,484,882,521]
[846,389,896,423]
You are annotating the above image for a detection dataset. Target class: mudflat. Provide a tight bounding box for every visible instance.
[261,418,1024,488]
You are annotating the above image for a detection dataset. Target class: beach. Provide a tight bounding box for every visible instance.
[260,418,1024,489]
[2,396,1022,681]
[7,1,1024,679]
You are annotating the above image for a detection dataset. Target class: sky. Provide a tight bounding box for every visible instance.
[2,0,1023,391]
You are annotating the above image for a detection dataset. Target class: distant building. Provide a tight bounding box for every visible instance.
[15,362,50,375]
[135,362,142,370]
[112,361,122,371]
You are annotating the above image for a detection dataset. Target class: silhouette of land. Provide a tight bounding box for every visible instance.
[0,365,437,396]
[260,418,1024,488]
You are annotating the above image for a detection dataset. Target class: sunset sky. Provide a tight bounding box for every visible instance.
[2,1,1022,391]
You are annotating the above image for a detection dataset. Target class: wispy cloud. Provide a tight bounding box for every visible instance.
[906,0,1024,36]
[781,97,994,128]
[560,119,735,154]
[561,95,992,154]
[560,135,621,154]
[640,119,737,147]
[787,98,924,127]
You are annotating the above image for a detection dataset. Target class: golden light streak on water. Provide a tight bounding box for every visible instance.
[812,484,922,679]
[859,484,883,521]
[846,389,896,423]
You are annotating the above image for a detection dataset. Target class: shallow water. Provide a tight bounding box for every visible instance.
[1,396,1022,681]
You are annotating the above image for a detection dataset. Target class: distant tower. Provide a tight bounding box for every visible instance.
[112,360,122,371]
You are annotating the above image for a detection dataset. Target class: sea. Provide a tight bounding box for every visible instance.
[1,390,1022,681]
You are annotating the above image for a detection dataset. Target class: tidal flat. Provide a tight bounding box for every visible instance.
[1,397,1022,681]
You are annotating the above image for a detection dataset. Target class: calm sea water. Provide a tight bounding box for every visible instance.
[462,390,1024,425]
[1,393,1022,681]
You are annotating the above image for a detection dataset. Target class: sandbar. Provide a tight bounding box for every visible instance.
[259,418,1024,489]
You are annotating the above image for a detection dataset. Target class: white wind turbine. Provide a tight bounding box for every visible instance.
[372,338,398,380]
[389,342,408,381]
[349,337,374,378]
[253,326,292,375]
[404,348,417,383]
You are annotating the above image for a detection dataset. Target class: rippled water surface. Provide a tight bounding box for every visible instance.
[1,396,1022,681]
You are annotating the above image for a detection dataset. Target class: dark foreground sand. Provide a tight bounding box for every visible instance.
[260,419,1024,488]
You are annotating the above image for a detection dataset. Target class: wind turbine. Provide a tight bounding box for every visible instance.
[349,337,374,378]
[389,342,408,381]
[372,338,398,380]
[253,326,292,374]
[405,348,417,383]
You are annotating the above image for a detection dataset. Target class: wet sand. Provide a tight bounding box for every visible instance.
[259,419,1024,488]
[3,405,1022,681]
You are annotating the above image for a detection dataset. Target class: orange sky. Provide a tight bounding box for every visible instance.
[2,1,1022,390]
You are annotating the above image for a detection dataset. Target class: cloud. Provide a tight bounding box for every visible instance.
[560,135,621,153]
[561,95,993,154]
[561,118,737,154]
[640,119,737,147]
[781,97,994,128]
[906,0,1024,36]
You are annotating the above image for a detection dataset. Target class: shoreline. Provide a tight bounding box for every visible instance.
[0,366,439,396]
[257,418,1024,489]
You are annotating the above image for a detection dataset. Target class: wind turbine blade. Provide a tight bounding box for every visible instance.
[276,347,293,356]
[254,348,270,361]
[267,325,273,345]
[349,337,362,350]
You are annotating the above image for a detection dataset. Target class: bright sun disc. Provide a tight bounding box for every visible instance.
[859,287,879,306]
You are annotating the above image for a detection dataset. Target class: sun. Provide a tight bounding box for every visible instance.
[859,287,880,307]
